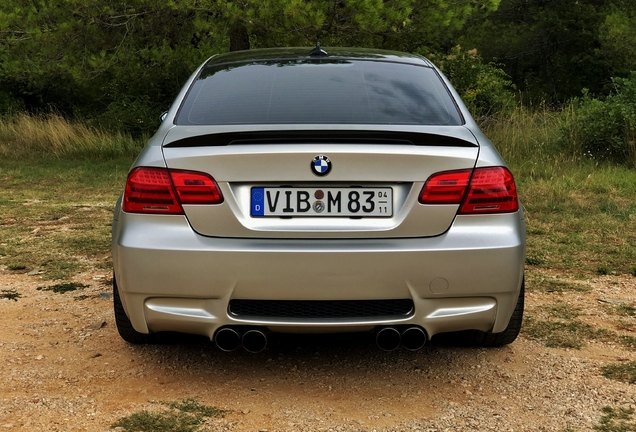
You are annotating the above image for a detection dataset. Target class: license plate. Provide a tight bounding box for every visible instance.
[251,187,393,217]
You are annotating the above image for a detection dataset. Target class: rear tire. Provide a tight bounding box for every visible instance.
[455,278,525,347]
[113,277,155,344]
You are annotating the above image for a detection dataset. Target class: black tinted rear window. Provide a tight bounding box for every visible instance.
[176,60,462,126]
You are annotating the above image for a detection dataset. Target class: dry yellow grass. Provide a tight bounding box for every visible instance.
[0,113,142,159]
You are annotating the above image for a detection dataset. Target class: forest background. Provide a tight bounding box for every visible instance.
[0,0,635,164]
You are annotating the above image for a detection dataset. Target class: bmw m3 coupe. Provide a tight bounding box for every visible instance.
[111,47,525,352]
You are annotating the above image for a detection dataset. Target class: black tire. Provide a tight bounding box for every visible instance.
[113,277,156,344]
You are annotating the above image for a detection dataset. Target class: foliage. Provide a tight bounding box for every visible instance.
[601,361,636,384]
[594,406,636,432]
[428,46,514,118]
[459,0,635,102]
[599,6,636,78]
[0,0,497,136]
[561,72,636,164]
[111,399,223,432]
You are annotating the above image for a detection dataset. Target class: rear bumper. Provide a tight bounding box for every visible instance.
[112,212,525,339]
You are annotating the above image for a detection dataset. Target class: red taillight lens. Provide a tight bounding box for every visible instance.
[419,166,519,214]
[170,170,223,205]
[123,167,223,214]
[419,169,472,204]
[123,167,183,214]
[459,166,519,214]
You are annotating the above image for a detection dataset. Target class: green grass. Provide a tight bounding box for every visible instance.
[513,164,636,275]
[481,106,636,275]
[525,273,590,293]
[36,282,88,294]
[607,304,636,317]
[594,406,636,432]
[523,312,636,351]
[0,157,132,280]
[543,301,581,320]
[111,399,224,432]
[601,361,636,384]
[523,316,615,349]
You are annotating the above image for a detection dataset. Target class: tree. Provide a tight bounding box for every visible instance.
[459,0,636,102]
[0,0,501,134]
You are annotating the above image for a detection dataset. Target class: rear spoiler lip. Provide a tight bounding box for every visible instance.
[162,129,478,148]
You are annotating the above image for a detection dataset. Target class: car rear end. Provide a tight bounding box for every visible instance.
[111,48,525,351]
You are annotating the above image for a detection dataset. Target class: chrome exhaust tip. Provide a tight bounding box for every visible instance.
[242,329,268,353]
[376,326,401,351]
[401,326,427,351]
[214,327,242,352]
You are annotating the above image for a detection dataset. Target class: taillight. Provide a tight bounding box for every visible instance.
[170,170,223,205]
[419,166,519,214]
[123,167,223,214]
[419,169,472,204]
[459,167,518,214]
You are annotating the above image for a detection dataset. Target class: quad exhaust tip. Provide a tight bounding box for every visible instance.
[376,326,427,351]
[214,327,242,352]
[376,326,402,351]
[217,325,424,352]
[214,327,268,353]
[401,326,427,351]
[242,329,268,353]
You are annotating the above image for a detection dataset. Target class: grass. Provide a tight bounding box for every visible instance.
[0,157,132,280]
[513,163,636,275]
[480,106,636,275]
[522,316,615,349]
[111,399,224,432]
[525,273,590,293]
[0,113,143,159]
[523,313,636,351]
[594,406,636,432]
[601,361,636,384]
[543,301,581,320]
[36,282,88,294]
[605,304,636,318]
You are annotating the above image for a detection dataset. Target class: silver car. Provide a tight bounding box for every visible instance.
[111,47,525,352]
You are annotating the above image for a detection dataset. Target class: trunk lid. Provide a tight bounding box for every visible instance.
[161,126,479,239]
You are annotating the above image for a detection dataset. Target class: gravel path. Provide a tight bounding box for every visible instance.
[0,269,634,431]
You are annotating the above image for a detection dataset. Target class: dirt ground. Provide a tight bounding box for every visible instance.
[0,269,635,431]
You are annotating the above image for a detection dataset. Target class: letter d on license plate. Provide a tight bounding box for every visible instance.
[251,187,392,217]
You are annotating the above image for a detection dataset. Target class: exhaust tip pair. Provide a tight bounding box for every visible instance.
[214,327,267,353]
[376,326,427,351]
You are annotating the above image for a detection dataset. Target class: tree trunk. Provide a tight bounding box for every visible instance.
[230,24,250,51]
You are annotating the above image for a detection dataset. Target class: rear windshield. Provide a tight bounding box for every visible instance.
[176,59,463,126]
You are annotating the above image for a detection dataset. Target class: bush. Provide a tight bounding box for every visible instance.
[562,72,636,164]
[426,46,515,118]
[95,95,163,138]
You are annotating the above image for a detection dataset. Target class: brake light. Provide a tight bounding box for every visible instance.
[419,169,472,204]
[419,166,518,214]
[459,167,518,214]
[123,167,223,214]
[170,170,223,204]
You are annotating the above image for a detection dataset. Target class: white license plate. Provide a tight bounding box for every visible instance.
[251,187,393,217]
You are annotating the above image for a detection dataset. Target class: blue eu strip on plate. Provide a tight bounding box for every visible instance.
[251,187,265,216]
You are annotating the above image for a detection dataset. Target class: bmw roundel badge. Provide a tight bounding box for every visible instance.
[311,155,332,177]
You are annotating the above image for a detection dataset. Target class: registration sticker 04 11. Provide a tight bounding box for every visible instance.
[251,187,393,217]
